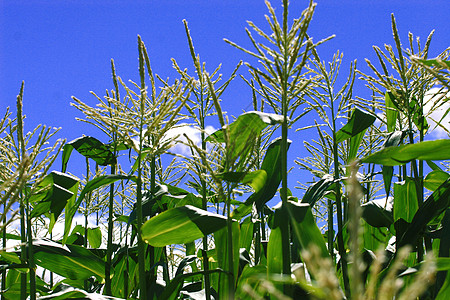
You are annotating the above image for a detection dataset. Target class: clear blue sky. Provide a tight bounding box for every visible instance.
[1,0,449,194]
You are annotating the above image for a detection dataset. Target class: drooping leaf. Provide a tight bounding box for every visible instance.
[62,136,116,173]
[361,197,394,228]
[348,129,366,162]
[33,239,106,281]
[232,138,291,219]
[29,171,79,221]
[141,205,228,247]
[206,111,285,167]
[362,139,450,166]
[301,174,335,207]
[217,170,267,193]
[29,171,79,234]
[0,251,21,264]
[287,201,329,259]
[335,108,376,143]
[63,174,135,244]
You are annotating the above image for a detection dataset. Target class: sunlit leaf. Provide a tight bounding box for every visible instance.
[362,139,450,166]
[87,227,102,249]
[141,205,228,247]
[425,170,450,191]
[33,239,106,281]
[394,178,418,223]
[287,201,329,258]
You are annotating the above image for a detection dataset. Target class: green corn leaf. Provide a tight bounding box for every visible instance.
[231,138,289,219]
[413,57,450,69]
[361,197,394,228]
[393,177,419,224]
[141,205,228,247]
[62,136,116,173]
[29,171,79,233]
[287,201,329,259]
[87,227,102,249]
[362,139,450,166]
[0,251,21,264]
[398,178,450,249]
[335,108,376,143]
[216,170,267,193]
[63,174,135,244]
[206,111,285,166]
[385,91,399,132]
[33,239,106,281]
[425,170,450,191]
[301,174,335,207]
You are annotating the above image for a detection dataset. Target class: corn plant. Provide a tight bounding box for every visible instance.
[3,1,450,299]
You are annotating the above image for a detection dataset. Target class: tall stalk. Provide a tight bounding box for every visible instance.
[225,1,322,284]
[136,36,148,300]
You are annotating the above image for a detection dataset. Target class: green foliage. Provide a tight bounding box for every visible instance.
[2,1,450,299]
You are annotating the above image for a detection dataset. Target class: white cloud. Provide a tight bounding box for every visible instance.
[424,88,450,138]
[164,123,217,156]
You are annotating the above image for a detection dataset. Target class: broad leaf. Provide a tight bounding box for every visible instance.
[62,136,116,173]
[232,138,291,220]
[425,170,450,191]
[87,227,102,249]
[398,178,450,249]
[393,178,418,223]
[30,171,79,222]
[301,174,335,207]
[362,139,450,166]
[206,111,285,167]
[361,197,394,228]
[335,108,376,143]
[287,201,329,259]
[141,205,228,247]
[33,239,106,281]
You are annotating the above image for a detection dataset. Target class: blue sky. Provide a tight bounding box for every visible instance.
[1,1,449,195]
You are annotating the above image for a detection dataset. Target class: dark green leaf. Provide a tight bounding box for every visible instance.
[398,178,450,249]
[141,205,228,247]
[217,170,267,192]
[301,174,335,207]
[335,108,376,143]
[62,136,116,173]
[287,201,329,259]
[361,197,394,228]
